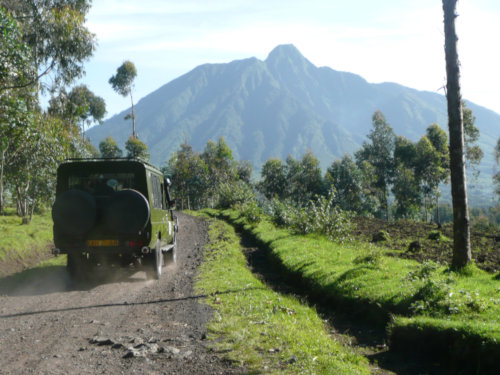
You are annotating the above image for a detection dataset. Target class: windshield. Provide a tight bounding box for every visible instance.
[69,173,135,197]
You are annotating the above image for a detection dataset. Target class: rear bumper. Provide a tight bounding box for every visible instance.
[53,247,146,256]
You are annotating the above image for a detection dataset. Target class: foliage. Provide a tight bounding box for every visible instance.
[235,159,253,185]
[240,201,264,226]
[0,7,35,92]
[267,190,355,243]
[109,60,137,136]
[48,84,106,139]
[391,136,421,219]
[99,135,123,158]
[202,137,236,205]
[463,100,483,181]
[256,157,287,200]
[471,215,497,234]
[494,136,500,199]
[355,111,396,220]
[2,0,97,93]
[325,154,363,212]
[286,150,323,205]
[125,136,150,161]
[108,60,137,97]
[217,181,256,209]
[264,198,297,228]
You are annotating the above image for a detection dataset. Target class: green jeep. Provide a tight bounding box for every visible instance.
[51,157,178,282]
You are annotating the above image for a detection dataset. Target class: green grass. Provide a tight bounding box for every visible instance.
[188,211,371,375]
[0,208,53,262]
[201,208,500,371]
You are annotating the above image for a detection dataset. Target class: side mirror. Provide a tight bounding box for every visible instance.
[164,178,171,187]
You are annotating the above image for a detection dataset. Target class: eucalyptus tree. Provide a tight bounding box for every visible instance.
[5,113,68,218]
[494,136,500,199]
[1,0,97,94]
[462,101,483,182]
[202,136,236,207]
[326,154,363,212]
[257,157,287,200]
[125,136,149,161]
[0,7,35,92]
[426,123,450,223]
[48,84,106,140]
[355,111,396,221]
[99,136,123,158]
[415,136,447,222]
[0,8,35,213]
[236,160,253,185]
[443,0,471,269]
[109,61,138,137]
[392,136,421,219]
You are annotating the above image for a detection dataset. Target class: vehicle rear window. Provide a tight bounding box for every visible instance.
[69,173,135,197]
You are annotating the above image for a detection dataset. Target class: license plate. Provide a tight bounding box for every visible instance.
[86,240,119,247]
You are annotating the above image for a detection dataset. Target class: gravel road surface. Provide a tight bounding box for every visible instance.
[0,213,245,375]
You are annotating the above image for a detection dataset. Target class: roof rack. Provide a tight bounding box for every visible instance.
[62,157,160,171]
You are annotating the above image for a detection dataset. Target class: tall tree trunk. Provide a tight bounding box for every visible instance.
[443,0,471,268]
[436,194,440,224]
[424,196,428,222]
[130,91,136,138]
[385,187,389,222]
[0,148,5,214]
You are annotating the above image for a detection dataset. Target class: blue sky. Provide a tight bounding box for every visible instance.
[67,0,500,126]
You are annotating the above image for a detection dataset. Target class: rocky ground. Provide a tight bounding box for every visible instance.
[0,213,246,375]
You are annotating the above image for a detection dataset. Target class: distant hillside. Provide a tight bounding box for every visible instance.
[87,45,500,183]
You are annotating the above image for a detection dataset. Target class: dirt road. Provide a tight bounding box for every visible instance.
[0,213,245,375]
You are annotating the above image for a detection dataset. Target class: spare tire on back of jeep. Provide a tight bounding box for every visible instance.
[52,190,97,236]
[103,189,150,235]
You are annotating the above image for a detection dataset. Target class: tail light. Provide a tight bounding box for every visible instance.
[141,247,150,254]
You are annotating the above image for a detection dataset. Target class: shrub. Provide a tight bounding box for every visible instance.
[264,198,297,228]
[217,182,256,209]
[241,201,264,226]
[289,190,355,243]
[472,216,497,234]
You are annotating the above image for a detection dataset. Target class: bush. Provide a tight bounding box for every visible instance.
[270,190,355,243]
[217,182,256,209]
[472,216,497,233]
[241,201,264,226]
[264,198,297,228]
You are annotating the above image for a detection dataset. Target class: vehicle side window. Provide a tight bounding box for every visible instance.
[149,173,162,209]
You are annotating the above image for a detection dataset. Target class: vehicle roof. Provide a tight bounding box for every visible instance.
[58,158,163,175]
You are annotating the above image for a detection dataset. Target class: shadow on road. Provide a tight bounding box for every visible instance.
[0,286,261,319]
[0,265,162,297]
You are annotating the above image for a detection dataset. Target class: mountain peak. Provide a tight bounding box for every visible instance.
[265,44,306,63]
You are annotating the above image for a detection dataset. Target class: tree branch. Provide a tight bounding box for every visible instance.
[0,62,55,92]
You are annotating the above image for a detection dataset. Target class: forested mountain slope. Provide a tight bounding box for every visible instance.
[88,44,499,177]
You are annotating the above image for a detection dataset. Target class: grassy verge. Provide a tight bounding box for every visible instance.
[188,211,371,375]
[202,208,500,372]
[0,208,53,262]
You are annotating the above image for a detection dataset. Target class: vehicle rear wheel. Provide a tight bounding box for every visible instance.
[146,240,162,280]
